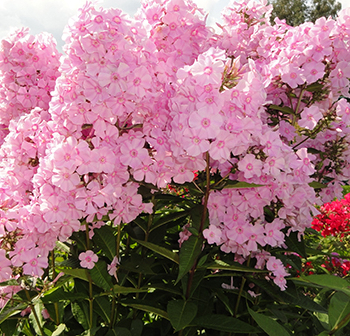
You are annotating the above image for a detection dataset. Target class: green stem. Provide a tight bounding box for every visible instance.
[292,86,306,126]
[24,289,44,336]
[50,251,60,325]
[234,255,250,317]
[86,270,94,330]
[185,152,211,300]
[329,311,350,335]
[84,220,90,250]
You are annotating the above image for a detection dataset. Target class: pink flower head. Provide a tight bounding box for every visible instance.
[299,106,323,130]
[203,224,222,245]
[79,250,98,269]
[237,154,263,179]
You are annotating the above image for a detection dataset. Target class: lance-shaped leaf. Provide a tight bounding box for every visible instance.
[269,104,295,114]
[92,226,116,261]
[121,300,168,320]
[248,307,290,336]
[176,235,203,284]
[167,300,197,332]
[205,259,266,273]
[294,275,350,296]
[112,284,149,295]
[150,209,191,233]
[329,292,350,331]
[90,260,114,291]
[133,239,179,264]
[222,180,264,189]
[193,314,260,333]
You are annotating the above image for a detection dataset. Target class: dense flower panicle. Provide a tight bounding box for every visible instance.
[312,194,350,237]
[0,0,349,291]
[0,29,61,145]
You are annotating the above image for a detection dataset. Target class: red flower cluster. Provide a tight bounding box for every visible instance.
[312,194,350,237]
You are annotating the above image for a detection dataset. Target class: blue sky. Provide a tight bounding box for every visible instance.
[1,0,349,52]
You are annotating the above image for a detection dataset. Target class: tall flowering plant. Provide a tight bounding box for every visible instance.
[0,0,350,334]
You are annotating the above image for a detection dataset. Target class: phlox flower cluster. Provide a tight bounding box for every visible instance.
[0,28,60,145]
[0,0,350,292]
[312,193,350,237]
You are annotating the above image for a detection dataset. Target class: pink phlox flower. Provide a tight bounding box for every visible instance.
[190,47,225,85]
[245,223,266,252]
[107,256,120,280]
[226,221,251,245]
[294,148,316,175]
[263,156,285,175]
[22,248,48,277]
[172,160,195,184]
[40,194,69,223]
[279,120,296,142]
[264,219,285,247]
[127,66,152,97]
[203,224,222,245]
[75,180,105,215]
[336,98,350,124]
[299,106,323,130]
[51,167,81,192]
[330,61,350,93]
[266,256,289,290]
[280,63,305,88]
[182,128,210,157]
[237,154,263,179]
[188,109,223,139]
[119,137,149,170]
[79,250,98,269]
[0,250,12,282]
[209,130,236,163]
[90,146,117,174]
[51,136,78,171]
[178,223,192,247]
[302,61,325,83]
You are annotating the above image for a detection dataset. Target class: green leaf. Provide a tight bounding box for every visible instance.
[329,292,350,331]
[112,284,149,295]
[176,235,203,284]
[285,231,306,258]
[249,277,326,313]
[57,268,89,282]
[167,300,197,332]
[309,182,327,189]
[269,105,295,114]
[150,209,191,233]
[193,314,260,333]
[52,324,66,336]
[222,181,264,189]
[120,255,155,275]
[29,301,44,336]
[113,328,132,336]
[205,259,266,273]
[121,300,168,320]
[92,226,116,261]
[248,307,290,336]
[130,319,143,336]
[71,301,89,331]
[295,275,350,296]
[42,287,88,303]
[133,239,179,264]
[94,296,111,324]
[0,318,18,336]
[306,82,324,92]
[90,260,114,291]
[0,303,27,324]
